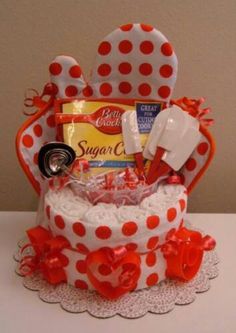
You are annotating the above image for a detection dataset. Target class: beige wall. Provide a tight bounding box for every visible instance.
[1,0,236,212]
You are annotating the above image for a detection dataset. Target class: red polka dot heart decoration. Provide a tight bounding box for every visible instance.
[16,23,214,194]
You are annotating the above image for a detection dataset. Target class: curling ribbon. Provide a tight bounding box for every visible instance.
[72,158,90,174]
[161,227,216,281]
[23,83,56,116]
[86,246,141,299]
[167,172,182,185]
[48,176,70,191]
[105,246,130,266]
[20,226,69,284]
[171,97,214,127]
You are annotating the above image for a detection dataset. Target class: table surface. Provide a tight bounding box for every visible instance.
[0,212,236,333]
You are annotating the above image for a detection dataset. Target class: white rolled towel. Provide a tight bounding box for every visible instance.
[84,204,118,225]
[116,205,149,224]
[157,184,186,198]
[140,184,185,214]
[45,188,91,219]
[96,202,117,210]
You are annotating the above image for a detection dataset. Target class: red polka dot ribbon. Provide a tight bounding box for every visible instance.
[20,226,70,284]
[86,246,141,299]
[161,226,216,281]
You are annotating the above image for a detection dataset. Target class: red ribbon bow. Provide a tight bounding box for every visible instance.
[86,246,141,300]
[161,227,216,281]
[23,83,56,116]
[20,226,69,284]
[171,97,214,127]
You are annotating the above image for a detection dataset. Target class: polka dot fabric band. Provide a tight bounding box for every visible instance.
[60,244,167,291]
[44,186,187,254]
[180,132,213,190]
[16,106,57,193]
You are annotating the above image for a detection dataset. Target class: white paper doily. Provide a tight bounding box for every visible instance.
[14,237,219,319]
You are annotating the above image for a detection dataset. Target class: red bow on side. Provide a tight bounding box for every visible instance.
[23,83,56,116]
[86,246,141,300]
[20,226,69,284]
[162,227,216,281]
[171,97,214,127]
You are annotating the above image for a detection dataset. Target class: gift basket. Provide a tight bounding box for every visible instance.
[15,23,216,303]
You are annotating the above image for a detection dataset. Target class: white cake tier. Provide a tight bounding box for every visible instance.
[43,183,187,291]
[45,183,187,253]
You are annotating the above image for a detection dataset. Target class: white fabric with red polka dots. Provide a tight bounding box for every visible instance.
[50,23,177,100]
[43,181,187,292]
[18,108,56,192]
[180,134,211,187]
[44,184,187,254]
[61,245,166,291]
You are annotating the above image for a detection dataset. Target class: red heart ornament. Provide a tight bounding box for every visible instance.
[162,227,216,281]
[86,246,141,300]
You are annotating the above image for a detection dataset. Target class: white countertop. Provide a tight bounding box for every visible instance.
[1,212,236,333]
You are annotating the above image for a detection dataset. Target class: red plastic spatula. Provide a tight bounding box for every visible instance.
[144,106,201,184]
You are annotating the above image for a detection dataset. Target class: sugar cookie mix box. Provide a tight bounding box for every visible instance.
[55,99,164,174]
